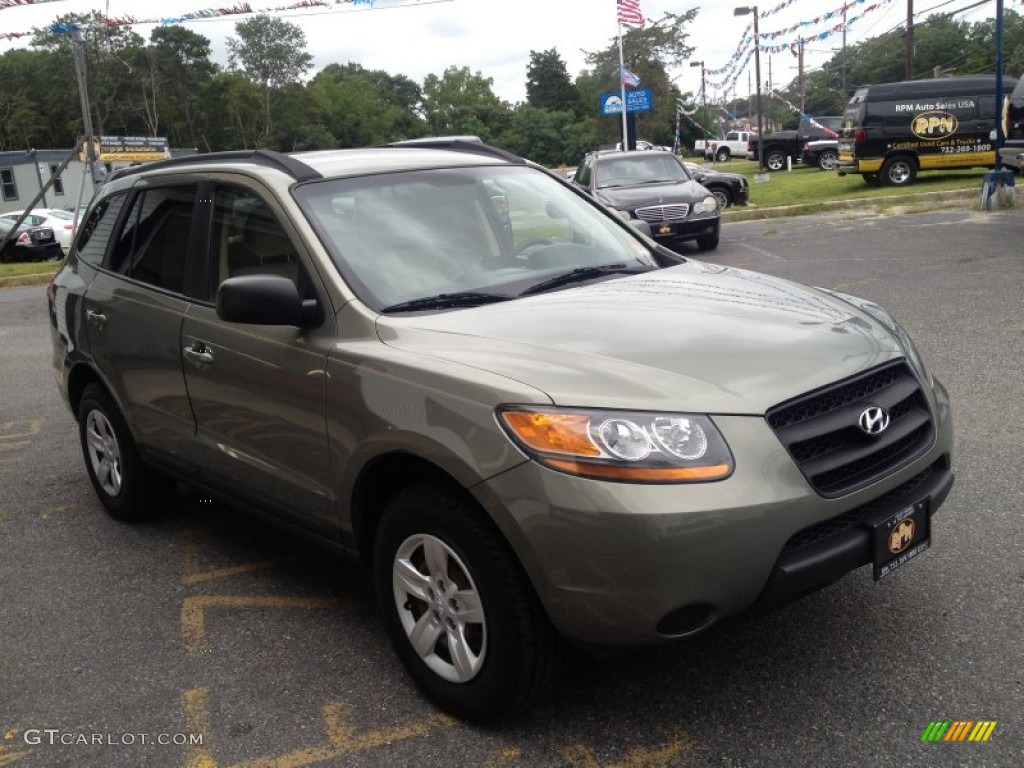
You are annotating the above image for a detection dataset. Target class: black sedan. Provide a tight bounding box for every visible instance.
[683,162,750,209]
[0,218,62,263]
[801,139,839,170]
[572,150,721,251]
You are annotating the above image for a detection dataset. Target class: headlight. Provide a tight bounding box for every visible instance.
[497,406,733,483]
[693,196,718,214]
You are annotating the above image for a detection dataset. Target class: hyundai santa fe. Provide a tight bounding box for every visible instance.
[48,141,954,723]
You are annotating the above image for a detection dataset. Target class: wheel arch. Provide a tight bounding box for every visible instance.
[67,363,115,423]
[352,452,485,560]
[350,451,552,617]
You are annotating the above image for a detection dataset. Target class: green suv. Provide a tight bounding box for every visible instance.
[47,142,954,723]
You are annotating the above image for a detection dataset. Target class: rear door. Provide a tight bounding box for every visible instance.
[82,182,201,466]
[180,181,337,534]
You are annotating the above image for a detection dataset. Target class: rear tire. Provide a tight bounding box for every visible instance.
[78,384,170,521]
[715,148,730,162]
[818,150,839,171]
[710,187,731,210]
[765,149,787,171]
[373,485,561,723]
[881,156,916,187]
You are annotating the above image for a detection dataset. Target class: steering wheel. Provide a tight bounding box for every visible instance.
[512,237,555,257]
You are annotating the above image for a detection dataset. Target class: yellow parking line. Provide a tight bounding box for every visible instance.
[183,687,217,768]
[482,746,522,766]
[39,505,74,520]
[182,541,282,585]
[230,703,453,768]
[0,420,43,441]
[0,751,30,767]
[563,729,694,768]
[181,596,341,654]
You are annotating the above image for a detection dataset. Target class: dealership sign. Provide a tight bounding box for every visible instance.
[81,136,170,163]
[600,89,653,116]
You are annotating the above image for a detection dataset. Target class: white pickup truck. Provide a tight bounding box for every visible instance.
[696,130,755,162]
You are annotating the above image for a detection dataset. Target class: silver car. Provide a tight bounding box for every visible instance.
[48,141,954,723]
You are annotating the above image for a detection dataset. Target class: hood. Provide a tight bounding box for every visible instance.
[595,180,712,211]
[375,261,903,414]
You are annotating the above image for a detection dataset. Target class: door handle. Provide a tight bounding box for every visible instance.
[183,343,214,366]
[85,309,107,328]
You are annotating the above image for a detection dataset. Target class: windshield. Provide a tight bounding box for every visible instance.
[594,154,690,189]
[294,165,658,312]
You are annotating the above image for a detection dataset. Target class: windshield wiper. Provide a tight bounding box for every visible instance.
[521,264,647,296]
[380,291,512,313]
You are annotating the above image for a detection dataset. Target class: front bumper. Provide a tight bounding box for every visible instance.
[476,378,953,648]
[647,216,719,247]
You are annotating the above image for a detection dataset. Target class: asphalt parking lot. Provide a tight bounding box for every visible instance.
[2,205,1022,767]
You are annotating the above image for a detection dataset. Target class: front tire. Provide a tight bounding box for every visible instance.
[765,149,787,171]
[373,485,560,723]
[881,155,916,186]
[697,233,720,251]
[78,384,169,521]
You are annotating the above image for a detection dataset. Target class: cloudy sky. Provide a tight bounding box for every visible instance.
[0,0,999,107]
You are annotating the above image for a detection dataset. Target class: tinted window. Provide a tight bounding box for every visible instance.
[75,193,128,267]
[1,168,17,201]
[111,186,195,293]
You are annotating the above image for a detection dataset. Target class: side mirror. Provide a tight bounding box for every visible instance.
[217,275,319,327]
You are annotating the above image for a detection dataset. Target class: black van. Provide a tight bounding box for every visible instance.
[998,75,1024,174]
[837,74,1018,186]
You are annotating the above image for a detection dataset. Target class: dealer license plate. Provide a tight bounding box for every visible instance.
[872,499,930,580]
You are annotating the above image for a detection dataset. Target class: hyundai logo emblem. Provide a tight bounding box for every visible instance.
[859,406,890,435]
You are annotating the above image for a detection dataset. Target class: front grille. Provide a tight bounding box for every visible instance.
[766,360,935,497]
[781,458,944,553]
[634,203,689,222]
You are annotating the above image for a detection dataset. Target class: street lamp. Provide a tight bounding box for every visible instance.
[734,5,765,171]
[689,61,708,145]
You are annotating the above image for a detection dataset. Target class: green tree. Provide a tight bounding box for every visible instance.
[31,13,147,139]
[421,66,512,143]
[579,10,697,147]
[309,63,425,147]
[500,105,597,166]
[227,14,313,144]
[526,49,584,116]
[144,26,218,149]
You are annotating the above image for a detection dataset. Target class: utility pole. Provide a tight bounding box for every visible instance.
[70,28,102,184]
[905,0,914,79]
[798,38,805,114]
[841,4,848,103]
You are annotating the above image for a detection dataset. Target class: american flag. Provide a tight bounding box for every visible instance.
[617,0,645,27]
[621,67,642,87]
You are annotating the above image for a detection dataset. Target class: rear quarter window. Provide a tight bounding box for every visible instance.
[75,193,128,267]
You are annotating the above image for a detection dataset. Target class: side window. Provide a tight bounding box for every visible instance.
[49,164,65,196]
[211,186,303,287]
[111,185,196,293]
[575,157,591,187]
[1,168,17,201]
[75,192,128,267]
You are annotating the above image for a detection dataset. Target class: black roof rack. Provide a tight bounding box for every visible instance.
[104,149,322,183]
[385,138,527,165]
